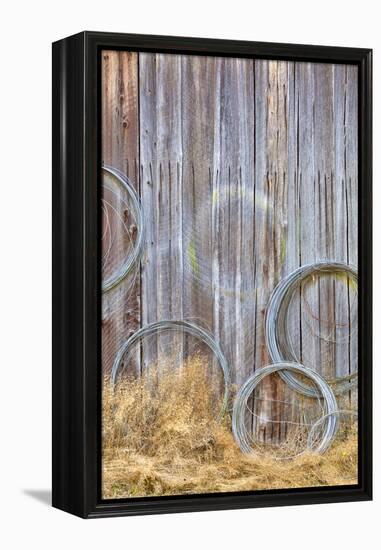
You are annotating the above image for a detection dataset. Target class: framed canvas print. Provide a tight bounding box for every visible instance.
[52,32,372,518]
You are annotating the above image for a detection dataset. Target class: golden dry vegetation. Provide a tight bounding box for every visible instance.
[102,357,357,499]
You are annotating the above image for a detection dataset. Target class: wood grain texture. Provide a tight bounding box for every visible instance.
[139,53,183,370]
[287,63,358,388]
[101,51,140,373]
[181,55,217,374]
[181,55,255,386]
[101,51,358,442]
[252,61,291,441]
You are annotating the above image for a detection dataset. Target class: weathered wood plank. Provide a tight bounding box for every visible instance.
[313,63,336,382]
[181,55,217,376]
[295,62,320,374]
[279,61,300,442]
[139,53,183,371]
[253,60,297,443]
[333,64,352,385]
[345,65,358,393]
[216,58,255,388]
[101,51,140,374]
[343,65,358,403]
[139,53,157,369]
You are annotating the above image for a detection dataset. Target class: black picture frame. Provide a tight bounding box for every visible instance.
[52,31,372,519]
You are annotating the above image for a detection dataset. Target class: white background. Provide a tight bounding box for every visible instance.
[0,1,378,548]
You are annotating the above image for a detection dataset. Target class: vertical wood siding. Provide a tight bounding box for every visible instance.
[101,51,140,374]
[102,52,358,441]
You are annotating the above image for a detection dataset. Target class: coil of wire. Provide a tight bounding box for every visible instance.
[102,165,144,293]
[265,261,358,397]
[232,362,339,456]
[111,320,232,418]
[307,409,358,451]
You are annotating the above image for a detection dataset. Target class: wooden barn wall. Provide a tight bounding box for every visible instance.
[101,51,358,433]
[101,51,140,373]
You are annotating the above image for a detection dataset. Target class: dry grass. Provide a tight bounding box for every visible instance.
[102,357,358,499]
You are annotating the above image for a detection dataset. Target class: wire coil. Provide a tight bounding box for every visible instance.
[111,320,232,417]
[232,362,339,456]
[265,261,358,397]
[307,409,358,451]
[102,165,144,293]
